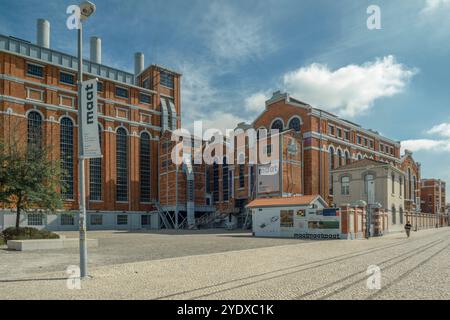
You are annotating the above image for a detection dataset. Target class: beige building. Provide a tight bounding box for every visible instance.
[332,159,406,233]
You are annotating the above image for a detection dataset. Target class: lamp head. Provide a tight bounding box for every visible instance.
[79,1,96,21]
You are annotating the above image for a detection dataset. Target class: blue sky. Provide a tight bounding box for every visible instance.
[1,0,449,199]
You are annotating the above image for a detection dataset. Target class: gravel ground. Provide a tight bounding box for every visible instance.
[0,228,448,300]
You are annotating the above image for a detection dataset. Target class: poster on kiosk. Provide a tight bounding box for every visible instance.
[253,207,341,240]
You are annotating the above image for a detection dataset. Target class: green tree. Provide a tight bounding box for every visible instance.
[0,138,65,229]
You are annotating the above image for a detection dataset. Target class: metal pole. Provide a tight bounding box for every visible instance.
[78,23,88,279]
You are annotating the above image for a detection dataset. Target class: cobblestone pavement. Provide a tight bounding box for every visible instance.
[0,228,449,300]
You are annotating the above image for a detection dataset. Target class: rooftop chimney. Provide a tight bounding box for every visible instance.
[90,36,102,64]
[134,52,144,80]
[37,19,50,48]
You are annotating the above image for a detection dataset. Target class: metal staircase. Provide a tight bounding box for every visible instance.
[154,201,175,229]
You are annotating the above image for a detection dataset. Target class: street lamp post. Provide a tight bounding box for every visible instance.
[77,1,96,279]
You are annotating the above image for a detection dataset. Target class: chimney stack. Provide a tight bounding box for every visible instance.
[134,52,144,79]
[90,36,102,64]
[37,19,50,48]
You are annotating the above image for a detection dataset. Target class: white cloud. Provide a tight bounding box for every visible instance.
[422,0,450,14]
[202,2,273,63]
[402,122,450,153]
[427,123,450,137]
[179,62,247,136]
[244,91,270,113]
[401,139,450,153]
[282,55,417,117]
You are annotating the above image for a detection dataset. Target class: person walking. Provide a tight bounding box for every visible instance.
[404,221,412,238]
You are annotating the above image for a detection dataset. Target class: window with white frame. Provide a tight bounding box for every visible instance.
[341,176,350,195]
[27,63,44,77]
[90,214,103,225]
[61,214,75,226]
[28,213,44,226]
[117,215,128,225]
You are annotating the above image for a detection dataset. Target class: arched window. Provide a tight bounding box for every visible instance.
[408,168,412,200]
[329,147,335,195]
[222,157,229,202]
[337,149,343,167]
[89,125,103,201]
[413,175,417,204]
[27,111,43,148]
[140,132,151,202]
[345,151,351,165]
[364,174,374,194]
[288,117,301,132]
[116,128,128,202]
[271,119,284,132]
[357,154,362,160]
[392,205,397,224]
[60,118,74,200]
[399,177,403,196]
[391,173,395,195]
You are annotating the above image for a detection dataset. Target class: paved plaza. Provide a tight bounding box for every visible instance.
[0,228,449,300]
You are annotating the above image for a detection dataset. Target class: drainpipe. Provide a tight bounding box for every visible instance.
[319,110,323,197]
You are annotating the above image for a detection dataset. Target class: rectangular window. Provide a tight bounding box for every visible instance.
[160,71,174,88]
[266,144,272,156]
[117,215,128,225]
[61,214,75,226]
[90,214,103,225]
[28,213,44,226]
[357,136,362,145]
[337,128,342,138]
[222,165,229,202]
[97,82,103,92]
[213,164,219,202]
[363,138,368,146]
[115,86,129,98]
[142,78,150,89]
[27,63,44,77]
[141,215,151,226]
[392,174,395,194]
[239,165,245,188]
[341,177,350,195]
[139,93,152,104]
[60,72,75,85]
[328,124,335,136]
[344,130,350,141]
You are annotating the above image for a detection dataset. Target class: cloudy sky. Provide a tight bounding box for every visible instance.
[0,0,449,198]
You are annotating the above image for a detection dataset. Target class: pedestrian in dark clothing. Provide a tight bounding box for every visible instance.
[404,222,412,238]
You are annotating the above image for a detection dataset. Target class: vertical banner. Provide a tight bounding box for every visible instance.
[80,79,101,159]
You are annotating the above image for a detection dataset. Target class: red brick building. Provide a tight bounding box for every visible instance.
[0,20,180,229]
[252,91,401,204]
[420,179,446,216]
[399,150,421,212]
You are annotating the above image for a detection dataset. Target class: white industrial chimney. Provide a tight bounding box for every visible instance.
[135,52,144,77]
[37,19,50,48]
[90,36,102,64]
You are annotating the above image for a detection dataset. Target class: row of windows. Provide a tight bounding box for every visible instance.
[26,111,152,203]
[328,124,350,141]
[25,213,155,227]
[25,63,158,105]
[26,63,151,98]
[270,117,302,133]
[160,71,175,89]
